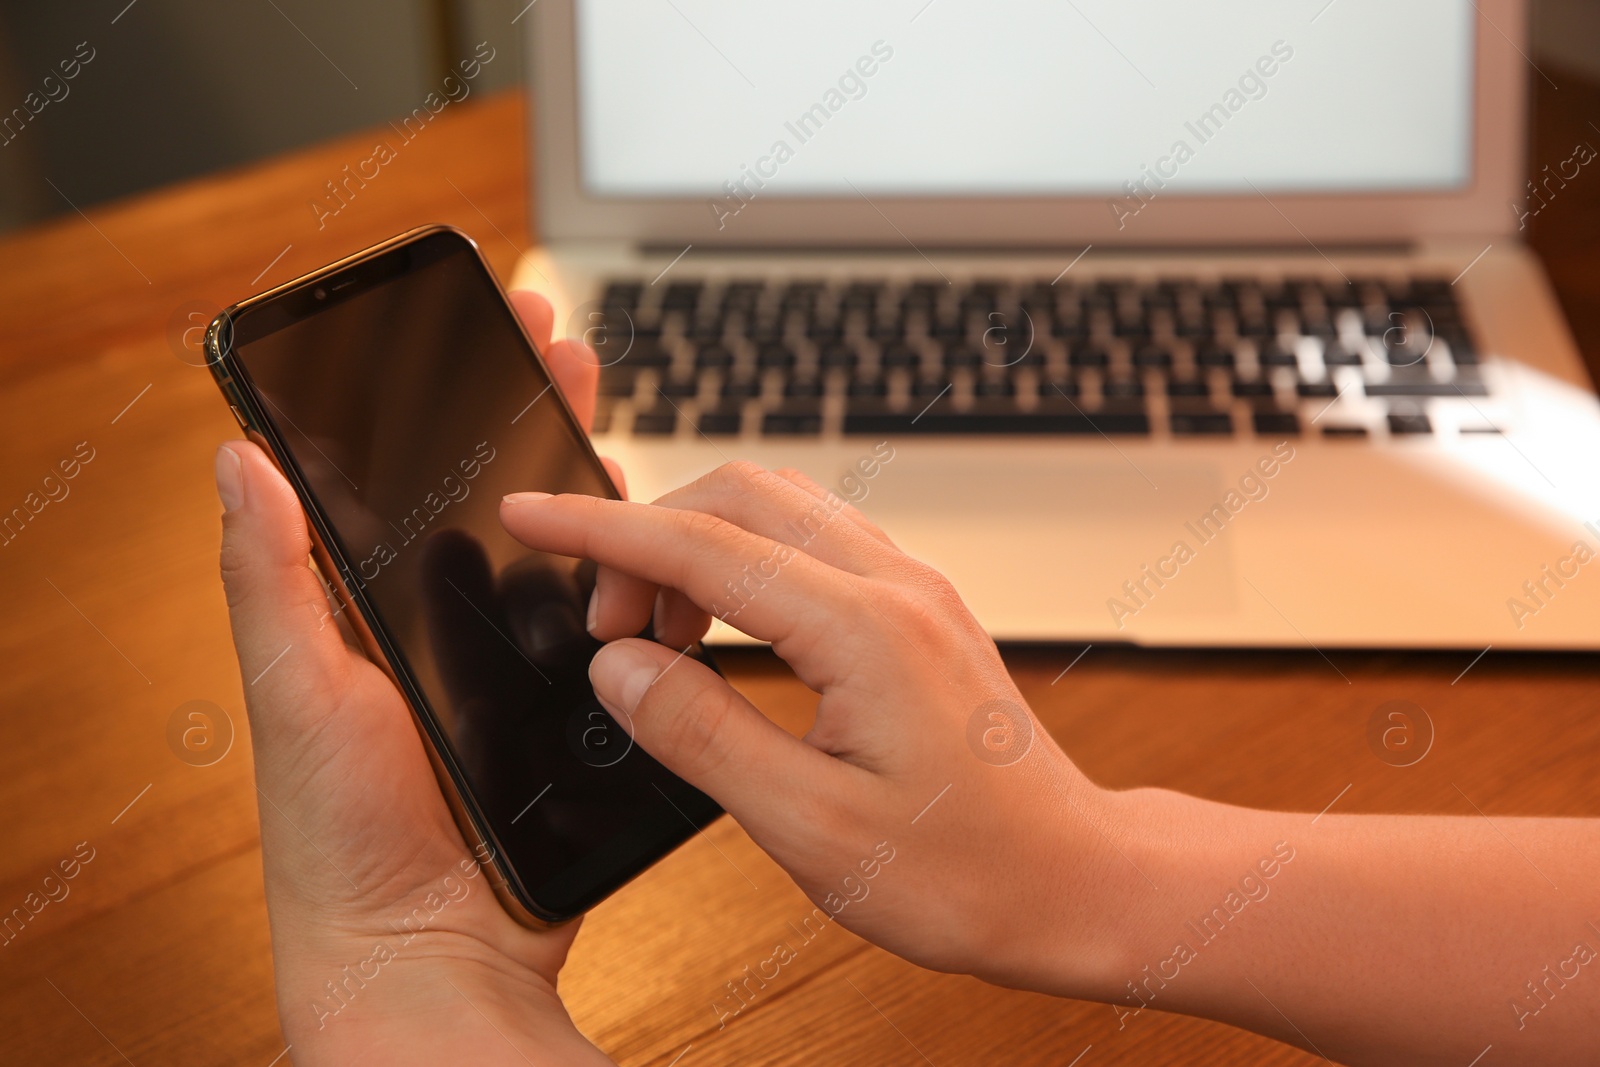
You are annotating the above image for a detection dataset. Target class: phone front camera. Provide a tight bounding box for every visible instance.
[313,286,328,300]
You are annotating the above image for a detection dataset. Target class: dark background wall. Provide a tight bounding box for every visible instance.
[0,1,1595,236]
[0,0,522,232]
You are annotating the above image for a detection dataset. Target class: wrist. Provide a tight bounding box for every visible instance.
[275,932,611,1067]
[984,783,1210,1002]
[1059,787,1298,1029]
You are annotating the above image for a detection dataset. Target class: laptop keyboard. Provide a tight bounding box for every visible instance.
[590,274,1486,439]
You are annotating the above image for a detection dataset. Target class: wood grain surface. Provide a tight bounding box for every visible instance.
[1,79,1598,1067]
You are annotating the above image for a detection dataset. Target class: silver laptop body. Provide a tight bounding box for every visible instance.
[517,0,1600,650]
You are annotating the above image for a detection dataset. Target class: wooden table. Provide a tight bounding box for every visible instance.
[2,85,1599,1067]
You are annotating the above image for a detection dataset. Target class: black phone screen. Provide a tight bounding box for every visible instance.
[225,230,719,919]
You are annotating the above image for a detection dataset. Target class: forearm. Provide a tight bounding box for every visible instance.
[1075,789,1600,1065]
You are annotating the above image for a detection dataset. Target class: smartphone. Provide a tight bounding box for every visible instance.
[204,225,721,924]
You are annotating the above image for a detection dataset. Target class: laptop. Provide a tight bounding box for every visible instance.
[515,0,1600,650]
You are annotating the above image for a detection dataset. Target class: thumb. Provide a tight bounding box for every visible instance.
[588,639,846,834]
[216,441,353,756]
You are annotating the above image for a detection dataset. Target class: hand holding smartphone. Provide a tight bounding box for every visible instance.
[206,225,719,924]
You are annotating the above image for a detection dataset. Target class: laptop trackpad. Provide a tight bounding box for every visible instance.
[857,453,1240,633]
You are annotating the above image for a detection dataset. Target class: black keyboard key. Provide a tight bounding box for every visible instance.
[1362,307,1395,336]
[1323,282,1362,309]
[1104,377,1146,400]
[1383,341,1430,368]
[1264,291,1299,315]
[807,321,844,344]
[1252,410,1301,435]
[784,376,825,399]
[847,375,888,399]
[1364,379,1488,398]
[599,370,640,397]
[1196,344,1236,368]
[982,342,1044,369]
[1069,345,1110,368]
[620,340,672,369]
[1098,398,1151,419]
[1424,310,1466,333]
[628,315,664,341]
[1387,412,1434,435]
[694,344,736,370]
[1296,379,1338,397]
[633,404,677,435]
[941,345,982,370]
[841,281,882,307]
[748,318,785,344]
[721,375,762,400]
[1322,339,1365,366]
[1042,378,1081,399]
[758,344,796,369]
[661,282,702,313]
[698,404,744,435]
[762,406,823,435]
[1166,378,1208,399]
[882,344,922,370]
[1440,332,1478,364]
[973,377,1017,399]
[1232,377,1274,399]
[870,319,906,344]
[1322,424,1369,438]
[779,283,823,315]
[1133,344,1172,368]
[960,279,998,308]
[819,343,860,369]
[912,377,954,401]
[594,308,641,342]
[719,280,764,314]
[1170,410,1233,435]
[657,376,699,399]
[686,319,724,344]
[1041,404,1149,435]
[601,281,643,310]
[1258,340,1299,367]
[842,400,1149,436]
[841,399,908,434]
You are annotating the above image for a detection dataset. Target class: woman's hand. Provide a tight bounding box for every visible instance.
[501,454,1600,1067]
[499,461,1149,999]
[215,291,615,1066]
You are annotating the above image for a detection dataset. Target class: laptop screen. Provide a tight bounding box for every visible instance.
[575,1,1474,204]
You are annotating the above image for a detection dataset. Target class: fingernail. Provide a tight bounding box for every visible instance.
[503,492,552,505]
[590,642,660,713]
[586,587,600,634]
[651,588,669,644]
[215,445,243,512]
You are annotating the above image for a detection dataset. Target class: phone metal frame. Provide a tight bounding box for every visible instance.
[203,224,701,927]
